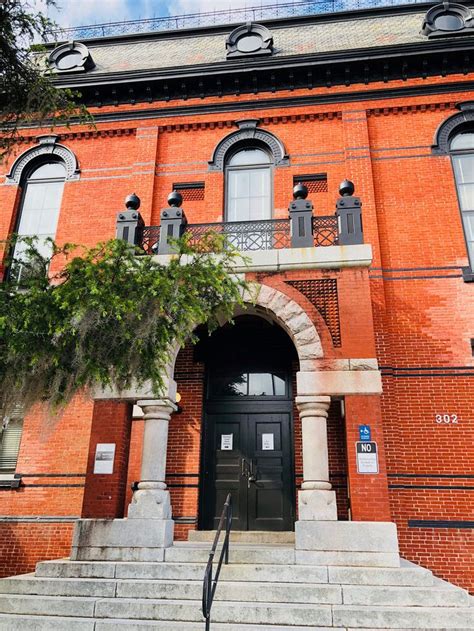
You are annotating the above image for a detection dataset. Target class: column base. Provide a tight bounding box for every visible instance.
[298,489,338,520]
[128,488,171,519]
[295,520,400,567]
[70,518,174,562]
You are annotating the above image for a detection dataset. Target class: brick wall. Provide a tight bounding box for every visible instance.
[0,71,472,590]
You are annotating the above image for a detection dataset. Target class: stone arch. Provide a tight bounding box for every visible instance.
[208,119,289,171]
[5,134,80,184]
[432,102,474,155]
[168,282,322,387]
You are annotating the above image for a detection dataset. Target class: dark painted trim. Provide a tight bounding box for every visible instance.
[408,519,474,528]
[370,265,461,271]
[167,483,199,488]
[389,484,474,490]
[0,516,80,522]
[21,483,85,488]
[17,80,474,129]
[174,516,197,524]
[388,473,474,479]
[370,274,463,280]
[18,473,86,477]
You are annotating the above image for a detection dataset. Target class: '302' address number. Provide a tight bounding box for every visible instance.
[435,414,458,424]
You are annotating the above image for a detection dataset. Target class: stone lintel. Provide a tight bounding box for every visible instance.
[92,377,177,402]
[297,369,382,396]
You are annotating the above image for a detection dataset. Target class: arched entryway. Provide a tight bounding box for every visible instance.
[196,314,298,531]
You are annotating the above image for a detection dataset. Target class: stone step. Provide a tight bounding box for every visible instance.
[165,543,296,564]
[0,575,117,598]
[0,614,95,631]
[341,584,470,607]
[36,560,328,583]
[332,604,474,628]
[35,558,434,587]
[36,560,117,579]
[95,598,334,626]
[0,615,340,631]
[188,530,296,544]
[328,563,434,586]
[115,579,342,604]
[1,575,468,608]
[0,594,95,618]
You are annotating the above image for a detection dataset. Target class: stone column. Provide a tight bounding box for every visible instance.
[128,398,176,521]
[296,394,337,520]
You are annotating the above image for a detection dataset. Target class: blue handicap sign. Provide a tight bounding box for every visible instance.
[359,425,371,441]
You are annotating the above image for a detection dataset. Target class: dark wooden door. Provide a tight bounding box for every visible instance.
[201,402,294,531]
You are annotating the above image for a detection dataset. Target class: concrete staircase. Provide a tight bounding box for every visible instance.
[0,542,472,630]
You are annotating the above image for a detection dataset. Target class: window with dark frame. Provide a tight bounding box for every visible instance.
[450,131,474,270]
[225,147,272,222]
[12,160,66,281]
[0,415,23,474]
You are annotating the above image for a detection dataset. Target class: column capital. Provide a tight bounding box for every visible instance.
[137,398,177,420]
[295,395,331,417]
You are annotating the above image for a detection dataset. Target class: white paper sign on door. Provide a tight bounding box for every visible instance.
[221,434,233,450]
[262,433,274,451]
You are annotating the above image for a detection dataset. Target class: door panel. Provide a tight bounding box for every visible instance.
[201,409,293,531]
[210,415,247,530]
[247,414,292,531]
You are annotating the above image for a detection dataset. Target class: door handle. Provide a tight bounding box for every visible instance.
[248,459,257,484]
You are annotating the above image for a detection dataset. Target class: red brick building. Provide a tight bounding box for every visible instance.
[0,1,473,594]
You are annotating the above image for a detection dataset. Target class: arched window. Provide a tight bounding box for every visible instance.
[450,131,474,269]
[225,147,272,222]
[12,160,66,278]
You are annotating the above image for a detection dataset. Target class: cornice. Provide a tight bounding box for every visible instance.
[14,127,136,144]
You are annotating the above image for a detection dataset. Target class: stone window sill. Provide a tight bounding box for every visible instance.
[0,474,22,489]
[462,267,474,283]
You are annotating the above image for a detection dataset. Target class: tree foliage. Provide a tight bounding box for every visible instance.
[0,0,91,162]
[0,236,249,418]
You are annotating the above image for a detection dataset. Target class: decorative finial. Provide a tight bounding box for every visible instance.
[168,190,183,208]
[125,193,141,210]
[293,182,308,200]
[339,180,355,197]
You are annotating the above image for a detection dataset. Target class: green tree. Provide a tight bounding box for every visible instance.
[0,0,90,162]
[0,236,248,418]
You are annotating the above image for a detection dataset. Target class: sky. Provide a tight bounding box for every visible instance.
[36,0,280,29]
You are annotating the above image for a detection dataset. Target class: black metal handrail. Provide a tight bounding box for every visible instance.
[202,493,232,631]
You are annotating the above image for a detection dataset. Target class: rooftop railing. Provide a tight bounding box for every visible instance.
[116,180,363,255]
[47,0,430,41]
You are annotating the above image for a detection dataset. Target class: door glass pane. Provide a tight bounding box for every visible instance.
[211,372,248,397]
[248,372,286,396]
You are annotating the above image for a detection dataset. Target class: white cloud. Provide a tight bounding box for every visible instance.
[167,0,276,16]
[34,0,134,28]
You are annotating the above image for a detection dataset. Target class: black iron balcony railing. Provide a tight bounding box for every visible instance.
[116,181,363,255]
[186,218,292,251]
